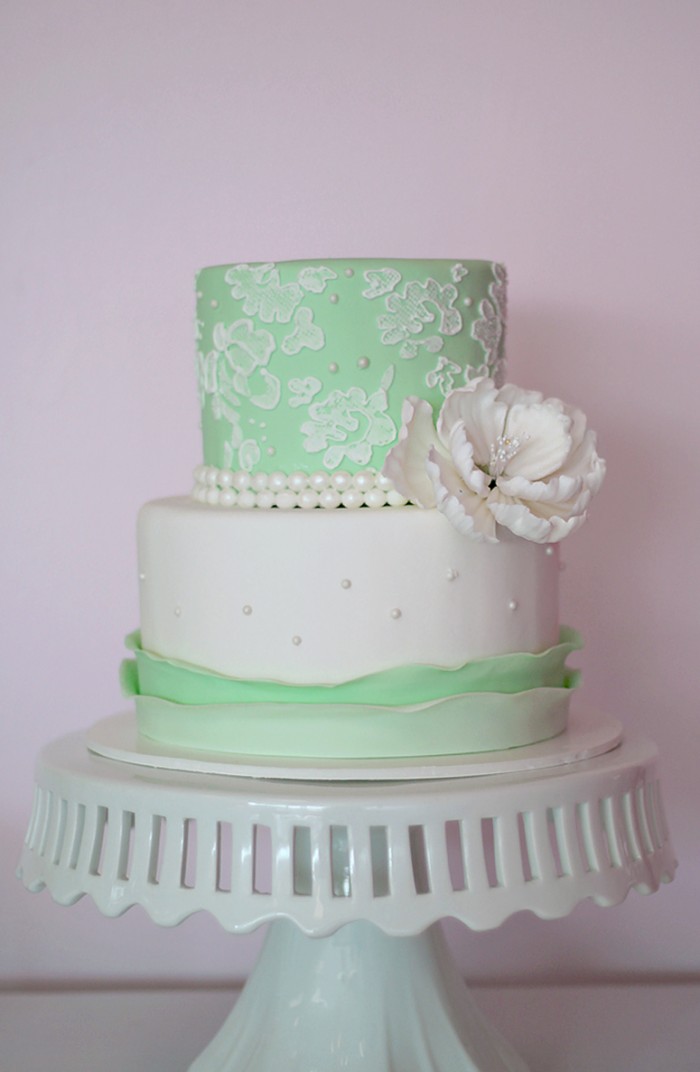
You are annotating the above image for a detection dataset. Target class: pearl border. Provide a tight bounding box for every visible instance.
[192,466,408,510]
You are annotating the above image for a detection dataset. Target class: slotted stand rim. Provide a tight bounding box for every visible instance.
[18,729,676,1071]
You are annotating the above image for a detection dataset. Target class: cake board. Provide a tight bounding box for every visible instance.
[86,705,623,781]
[18,729,675,1071]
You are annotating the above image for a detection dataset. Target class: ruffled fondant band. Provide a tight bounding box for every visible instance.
[122,629,581,758]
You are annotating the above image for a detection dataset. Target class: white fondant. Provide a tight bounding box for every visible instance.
[138,499,560,686]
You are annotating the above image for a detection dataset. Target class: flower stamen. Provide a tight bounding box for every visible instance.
[489,433,523,479]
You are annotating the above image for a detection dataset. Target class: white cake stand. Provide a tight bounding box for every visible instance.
[18,726,676,1072]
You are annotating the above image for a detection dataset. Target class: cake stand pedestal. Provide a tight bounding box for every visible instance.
[18,729,675,1071]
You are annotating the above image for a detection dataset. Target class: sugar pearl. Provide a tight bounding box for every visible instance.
[390,608,402,620]
[357,356,370,369]
[340,579,352,589]
[205,466,219,487]
[446,568,459,581]
[205,487,220,505]
[353,470,374,491]
[275,491,298,510]
[232,471,251,491]
[310,470,329,491]
[288,471,308,492]
[237,490,256,509]
[319,488,341,510]
[219,489,236,507]
[376,472,394,491]
[365,488,387,509]
[508,600,519,611]
[268,471,287,492]
[386,490,408,507]
[292,635,302,646]
[251,471,269,491]
[331,470,352,491]
[299,489,320,510]
[219,469,233,488]
[242,604,253,615]
[341,488,363,509]
[256,490,275,509]
[329,293,339,304]
[328,362,339,373]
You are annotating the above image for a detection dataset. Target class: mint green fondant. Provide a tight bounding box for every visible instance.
[134,688,570,759]
[124,628,580,758]
[123,628,581,707]
[195,259,507,476]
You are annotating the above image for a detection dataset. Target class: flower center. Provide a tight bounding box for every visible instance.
[488,433,523,481]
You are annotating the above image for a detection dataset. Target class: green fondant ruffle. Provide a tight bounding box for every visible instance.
[122,628,581,708]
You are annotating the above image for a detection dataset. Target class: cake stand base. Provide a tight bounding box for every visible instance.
[191,920,528,1072]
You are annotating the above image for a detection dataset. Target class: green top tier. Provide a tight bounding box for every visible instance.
[195,259,507,477]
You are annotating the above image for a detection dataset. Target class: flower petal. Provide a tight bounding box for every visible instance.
[446,420,490,496]
[487,497,556,543]
[427,447,497,541]
[437,379,507,468]
[382,397,441,506]
[502,400,572,480]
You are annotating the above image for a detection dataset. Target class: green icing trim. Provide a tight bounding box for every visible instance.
[134,688,571,758]
[123,628,582,708]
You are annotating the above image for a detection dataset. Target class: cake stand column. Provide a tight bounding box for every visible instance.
[190,919,529,1072]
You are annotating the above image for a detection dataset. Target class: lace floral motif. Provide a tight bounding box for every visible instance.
[301,366,397,469]
[471,263,507,385]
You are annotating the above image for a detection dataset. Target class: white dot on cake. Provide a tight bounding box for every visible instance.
[266,447,276,456]
[340,579,352,589]
[357,356,369,369]
[390,608,402,620]
[463,297,473,307]
[242,605,253,615]
[508,600,518,611]
[138,572,146,582]
[329,293,339,304]
[174,605,182,617]
[344,268,354,277]
[292,635,302,646]
[446,567,459,581]
[545,546,555,556]
[210,299,219,308]
[328,362,339,373]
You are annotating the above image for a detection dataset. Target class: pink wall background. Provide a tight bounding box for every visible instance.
[3,0,698,986]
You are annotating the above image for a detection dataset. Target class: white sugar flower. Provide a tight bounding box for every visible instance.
[383,379,605,543]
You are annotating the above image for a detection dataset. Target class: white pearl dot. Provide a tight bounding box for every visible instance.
[329,293,339,304]
[310,470,329,491]
[386,490,408,507]
[357,356,369,369]
[376,472,394,491]
[192,484,207,502]
[210,299,219,308]
[251,471,269,491]
[331,470,352,491]
[219,469,233,488]
[205,466,219,487]
[238,490,256,509]
[232,471,251,491]
[174,606,182,617]
[463,296,473,307]
[508,600,519,611]
[138,572,146,582]
[328,362,339,373]
[344,268,354,277]
[242,605,253,615]
[219,488,236,507]
[269,471,287,492]
[320,487,341,510]
[266,446,276,457]
[390,608,402,620]
[193,464,206,483]
[340,578,352,589]
[545,546,555,556]
[299,489,319,510]
[288,471,307,492]
[205,487,220,505]
[292,635,302,646]
[341,488,363,509]
[446,568,459,581]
